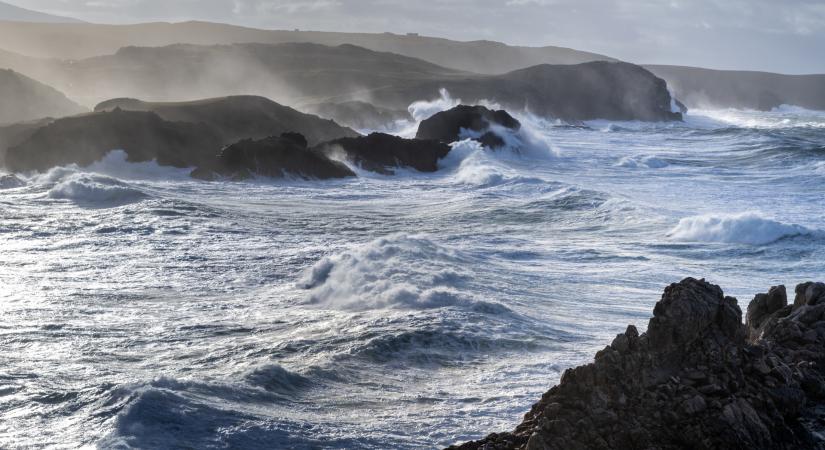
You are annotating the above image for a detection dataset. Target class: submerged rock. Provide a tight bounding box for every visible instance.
[416,105,521,149]
[314,132,451,174]
[203,133,355,180]
[452,278,825,449]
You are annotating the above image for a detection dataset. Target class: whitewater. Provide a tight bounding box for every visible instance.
[1,101,824,449]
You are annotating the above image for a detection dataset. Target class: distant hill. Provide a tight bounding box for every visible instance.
[0,20,613,73]
[646,65,825,111]
[0,1,83,23]
[0,43,678,122]
[0,69,85,124]
[0,42,468,106]
[1,20,820,113]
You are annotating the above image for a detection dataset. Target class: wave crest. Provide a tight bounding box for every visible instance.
[47,172,147,205]
[668,212,813,245]
[299,234,505,312]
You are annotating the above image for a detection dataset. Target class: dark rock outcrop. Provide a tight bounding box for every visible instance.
[196,133,355,181]
[416,105,521,149]
[4,109,221,172]
[4,96,360,180]
[304,100,412,131]
[453,278,825,450]
[314,132,451,174]
[94,96,358,146]
[490,62,683,122]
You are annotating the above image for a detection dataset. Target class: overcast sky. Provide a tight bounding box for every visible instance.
[8,0,825,73]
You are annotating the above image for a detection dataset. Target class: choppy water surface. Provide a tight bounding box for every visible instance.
[1,105,824,449]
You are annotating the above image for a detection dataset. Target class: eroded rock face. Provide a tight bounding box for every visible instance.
[416,105,521,149]
[199,133,355,180]
[452,278,825,450]
[314,132,451,174]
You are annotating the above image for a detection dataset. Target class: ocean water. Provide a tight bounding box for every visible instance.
[1,103,824,449]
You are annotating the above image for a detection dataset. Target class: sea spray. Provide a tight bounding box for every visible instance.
[407,88,461,122]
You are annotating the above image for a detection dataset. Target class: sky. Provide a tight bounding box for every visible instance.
[7,0,825,74]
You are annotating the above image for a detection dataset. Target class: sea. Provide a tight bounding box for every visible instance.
[1,97,824,449]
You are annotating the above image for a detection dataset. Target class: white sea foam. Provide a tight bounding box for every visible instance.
[408,88,461,122]
[688,106,825,129]
[84,150,194,181]
[437,139,547,187]
[617,155,669,169]
[47,172,147,204]
[668,212,813,245]
[299,234,499,311]
[448,140,507,186]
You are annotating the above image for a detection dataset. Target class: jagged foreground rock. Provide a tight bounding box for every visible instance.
[453,278,825,450]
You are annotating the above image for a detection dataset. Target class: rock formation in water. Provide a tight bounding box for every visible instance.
[94,96,358,146]
[193,132,355,181]
[4,109,221,172]
[0,69,85,124]
[2,104,449,180]
[453,278,825,450]
[304,101,413,131]
[314,132,451,174]
[416,105,521,149]
[3,96,358,177]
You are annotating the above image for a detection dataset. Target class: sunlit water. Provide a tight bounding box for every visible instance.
[1,105,824,449]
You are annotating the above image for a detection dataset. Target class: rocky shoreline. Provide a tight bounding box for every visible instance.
[2,101,525,180]
[453,278,825,450]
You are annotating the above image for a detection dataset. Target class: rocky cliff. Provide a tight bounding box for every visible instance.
[453,278,825,449]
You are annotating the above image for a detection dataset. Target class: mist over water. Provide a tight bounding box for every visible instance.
[1,102,824,448]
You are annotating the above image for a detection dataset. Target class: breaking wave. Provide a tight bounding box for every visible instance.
[617,155,669,169]
[299,234,506,312]
[47,173,147,205]
[244,364,312,394]
[668,212,814,245]
[407,88,461,122]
